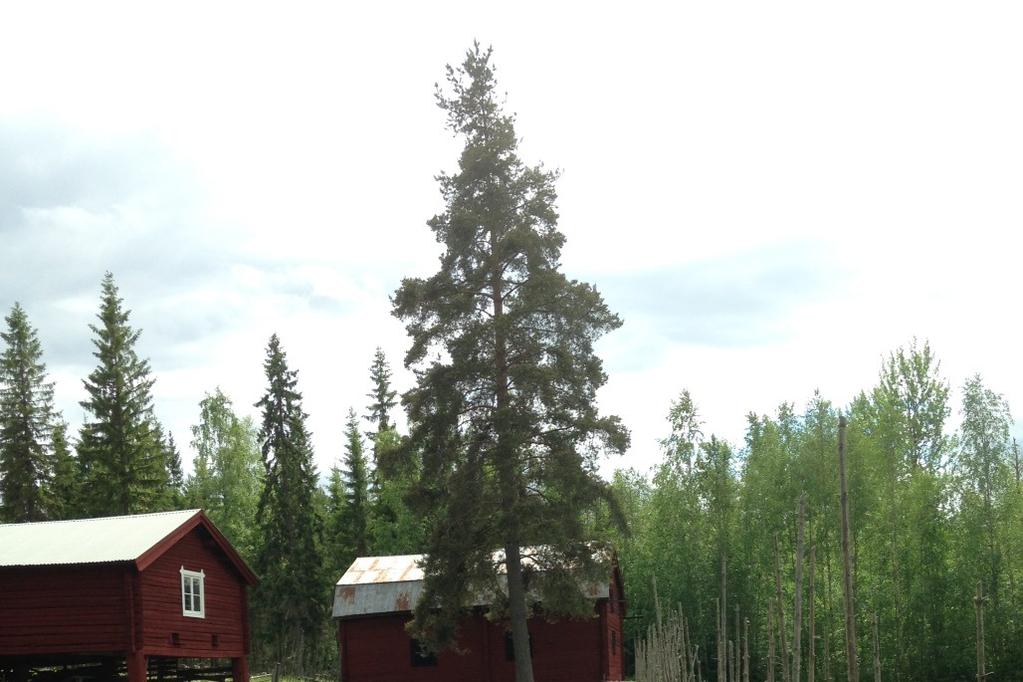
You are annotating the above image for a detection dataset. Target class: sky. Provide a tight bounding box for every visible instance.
[1,1,1021,479]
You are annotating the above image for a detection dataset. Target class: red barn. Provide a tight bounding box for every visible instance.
[332,551,625,682]
[0,509,258,681]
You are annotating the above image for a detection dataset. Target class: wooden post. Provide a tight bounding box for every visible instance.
[838,415,859,682]
[232,656,251,682]
[809,546,817,682]
[126,651,147,682]
[794,493,806,682]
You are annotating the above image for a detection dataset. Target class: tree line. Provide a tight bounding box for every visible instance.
[603,340,1022,681]
[0,274,423,672]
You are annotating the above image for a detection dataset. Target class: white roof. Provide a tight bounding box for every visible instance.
[0,509,200,568]
[337,554,425,585]
[332,550,611,619]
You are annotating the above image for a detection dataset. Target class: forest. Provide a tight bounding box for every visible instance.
[2,46,1021,681]
[606,343,1022,681]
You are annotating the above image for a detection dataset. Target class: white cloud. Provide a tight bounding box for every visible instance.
[1,1,1021,478]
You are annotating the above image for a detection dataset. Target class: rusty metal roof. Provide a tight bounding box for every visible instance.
[337,554,425,585]
[331,550,611,619]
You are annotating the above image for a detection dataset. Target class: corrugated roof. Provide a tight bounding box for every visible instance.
[0,509,201,568]
[332,549,611,619]
[337,554,425,585]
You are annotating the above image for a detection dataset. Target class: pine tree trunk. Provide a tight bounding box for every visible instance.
[794,493,806,682]
[838,416,859,682]
[492,247,534,682]
[504,544,534,682]
[768,607,776,682]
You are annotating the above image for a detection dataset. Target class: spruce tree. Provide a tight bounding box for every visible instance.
[0,303,56,522]
[393,45,628,680]
[164,431,185,509]
[78,273,165,515]
[252,335,322,673]
[325,408,372,580]
[364,347,398,435]
[325,455,348,576]
[341,408,371,556]
[48,420,80,519]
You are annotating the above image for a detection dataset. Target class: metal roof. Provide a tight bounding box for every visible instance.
[0,509,201,568]
[337,554,425,585]
[332,550,611,619]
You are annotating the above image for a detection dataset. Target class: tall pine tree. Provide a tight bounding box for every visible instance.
[0,303,56,522]
[78,273,166,515]
[252,335,322,673]
[393,45,628,681]
[364,347,397,436]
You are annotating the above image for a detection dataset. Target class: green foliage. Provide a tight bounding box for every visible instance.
[393,45,627,667]
[163,432,185,509]
[251,335,323,674]
[77,273,167,515]
[363,345,424,557]
[187,388,263,560]
[365,347,398,435]
[369,427,426,556]
[47,420,80,520]
[0,303,56,522]
[324,408,373,580]
[615,343,1023,682]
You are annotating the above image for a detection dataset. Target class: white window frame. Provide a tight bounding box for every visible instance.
[180,567,206,619]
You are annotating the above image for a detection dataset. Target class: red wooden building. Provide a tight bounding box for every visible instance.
[0,509,258,681]
[331,551,625,682]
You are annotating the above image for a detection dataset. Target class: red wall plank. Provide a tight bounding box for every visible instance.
[338,605,609,682]
[137,526,248,658]
[0,565,130,655]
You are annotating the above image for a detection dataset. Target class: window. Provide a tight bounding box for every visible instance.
[410,639,437,667]
[180,567,205,618]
